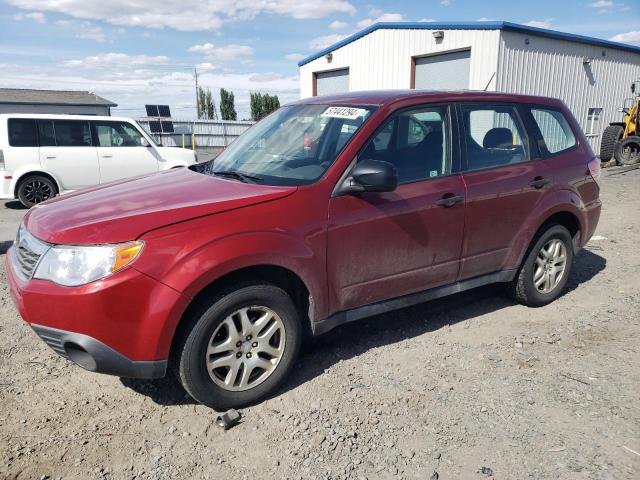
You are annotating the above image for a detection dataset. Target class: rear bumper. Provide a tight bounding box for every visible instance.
[31,324,167,378]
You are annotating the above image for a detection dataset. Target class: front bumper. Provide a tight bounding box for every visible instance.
[6,248,190,378]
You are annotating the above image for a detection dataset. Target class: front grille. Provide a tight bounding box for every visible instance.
[31,325,68,358]
[11,224,50,282]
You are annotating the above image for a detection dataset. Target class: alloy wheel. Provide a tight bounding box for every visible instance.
[23,180,53,204]
[205,306,286,391]
[533,238,567,294]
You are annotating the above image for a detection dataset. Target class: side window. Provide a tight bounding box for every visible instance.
[54,121,92,147]
[8,119,38,147]
[462,104,530,171]
[359,105,450,183]
[585,107,602,136]
[38,120,56,146]
[530,108,576,155]
[94,122,144,147]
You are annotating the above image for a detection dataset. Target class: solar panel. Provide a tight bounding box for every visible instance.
[160,121,174,133]
[145,105,159,117]
[158,105,171,118]
[148,120,162,133]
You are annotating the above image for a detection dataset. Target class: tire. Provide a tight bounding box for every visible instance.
[17,175,57,208]
[508,225,574,307]
[614,136,640,166]
[177,282,302,410]
[599,125,624,163]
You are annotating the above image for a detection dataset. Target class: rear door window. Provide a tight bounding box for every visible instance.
[53,121,92,147]
[8,119,38,147]
[460,104,530,171]
[38,120,56,146]
[529,108,576,155]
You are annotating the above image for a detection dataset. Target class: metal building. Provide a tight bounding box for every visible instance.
[298,21,640,152]
[0,88,116,116]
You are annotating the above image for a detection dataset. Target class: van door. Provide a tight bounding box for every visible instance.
[93,120,159,183]
[39,120,99,190]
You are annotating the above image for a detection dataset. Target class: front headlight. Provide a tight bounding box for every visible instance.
[34,241,144,286]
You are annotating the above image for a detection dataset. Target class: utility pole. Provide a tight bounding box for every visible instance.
[194,67,199,119]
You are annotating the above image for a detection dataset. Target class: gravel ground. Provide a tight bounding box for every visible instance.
[1,167,639,480]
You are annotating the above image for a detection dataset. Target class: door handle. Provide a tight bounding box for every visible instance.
[435,194,464,207]
[101,154,113,158]
[45,155,56,159]
[529,177,550,189]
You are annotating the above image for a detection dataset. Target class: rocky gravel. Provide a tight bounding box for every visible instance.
[1,167,639,480]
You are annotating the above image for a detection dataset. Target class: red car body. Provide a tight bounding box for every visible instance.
[6,91,601,379]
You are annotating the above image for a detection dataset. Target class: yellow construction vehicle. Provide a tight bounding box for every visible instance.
[600,80,640,166]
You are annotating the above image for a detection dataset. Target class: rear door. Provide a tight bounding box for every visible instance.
[457,102,551,279]
[93,120,159,183]
[39,120,99,190]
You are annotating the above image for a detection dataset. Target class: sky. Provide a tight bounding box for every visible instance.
[0,0,639,120]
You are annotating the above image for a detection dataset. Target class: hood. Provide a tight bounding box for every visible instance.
[24,169,296,245]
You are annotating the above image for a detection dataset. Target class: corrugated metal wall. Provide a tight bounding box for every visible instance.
[496,31,640,153]
[137,119,253,148]
[300,28,501,97]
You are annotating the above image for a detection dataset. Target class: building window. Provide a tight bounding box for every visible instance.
[586,108,602,136]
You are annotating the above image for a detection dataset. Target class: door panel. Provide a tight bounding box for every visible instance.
[328,176,466,311]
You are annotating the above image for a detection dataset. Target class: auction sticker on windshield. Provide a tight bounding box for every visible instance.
[321,106,368,120]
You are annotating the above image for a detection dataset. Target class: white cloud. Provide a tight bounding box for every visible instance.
[188,43,254,61]
[418,18,437,22]
[589,0,613,7]
[285,53,306,61]
[14,11,45,22]
[64,53,171,68]
[308,33,349,50]
[329,20,348,30]
[57,20,106,42]
[526,19,553,29]
[248,73,284,82]
[440,0,452,5]
[477,17,495,21]
[609,30,640,44]
[356,12,404,29]
[7,0,356,31]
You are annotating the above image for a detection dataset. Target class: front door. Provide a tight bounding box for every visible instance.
[457,102,552,279]
[92,120,159,183]
[327,104,466,312]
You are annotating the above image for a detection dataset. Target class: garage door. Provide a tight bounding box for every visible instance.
[414,50,471,90]
[315,68,349,96]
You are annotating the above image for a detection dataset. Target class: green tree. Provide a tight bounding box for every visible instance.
[220,88,237,121]
[197,86,217,120]
[250,92,280,121]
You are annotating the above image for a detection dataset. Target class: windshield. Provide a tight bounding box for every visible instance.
[208,104,375,185]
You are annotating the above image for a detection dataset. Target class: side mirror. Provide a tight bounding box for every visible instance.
[338,159,398,195]
[140,137,150,147]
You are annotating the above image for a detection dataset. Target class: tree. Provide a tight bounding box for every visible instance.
[220,88,237,121]
[197,86,217,120]
[250,92,280,121]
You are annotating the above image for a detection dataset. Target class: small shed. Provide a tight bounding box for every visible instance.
[0,88,117,116]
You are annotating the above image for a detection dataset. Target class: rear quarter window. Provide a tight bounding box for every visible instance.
[529,108,576,155]
[8,119,38,147]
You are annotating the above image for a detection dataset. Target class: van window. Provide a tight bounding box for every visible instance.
[94,121,144,147]
[461,104,530,170]
[8,119,38,147]
[54,121,92,147]
[530,108,576,154]
[38,120,56,147]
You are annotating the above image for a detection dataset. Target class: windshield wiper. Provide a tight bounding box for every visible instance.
[212,170,264,183]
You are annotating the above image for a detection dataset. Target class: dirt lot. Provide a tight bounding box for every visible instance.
[1,167,639,480]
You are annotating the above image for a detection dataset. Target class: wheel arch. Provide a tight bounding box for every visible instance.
[12,170,61,198]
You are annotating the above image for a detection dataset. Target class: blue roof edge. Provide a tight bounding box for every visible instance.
[297,21,640,67]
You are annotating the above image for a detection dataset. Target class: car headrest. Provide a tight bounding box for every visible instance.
[483,128,513,149]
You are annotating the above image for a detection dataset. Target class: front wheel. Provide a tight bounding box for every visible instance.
[508,225,574,307]
[177,283,302,410]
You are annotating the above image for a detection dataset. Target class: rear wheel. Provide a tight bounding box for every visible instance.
[599,125,624,164]
[177,283,302,410]
[509,225,574,307]
[17,175,57,208]
[614,136,640,166]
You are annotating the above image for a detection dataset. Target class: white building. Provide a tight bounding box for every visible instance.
[0,88,116,116]
[298,21,640,153]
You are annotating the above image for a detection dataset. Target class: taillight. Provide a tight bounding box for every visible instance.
[588,157,601,186]
[0,149,4,170]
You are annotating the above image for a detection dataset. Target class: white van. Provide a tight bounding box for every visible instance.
[0,114,198,207]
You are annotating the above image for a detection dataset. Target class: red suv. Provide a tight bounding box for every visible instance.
[6,91,601,409]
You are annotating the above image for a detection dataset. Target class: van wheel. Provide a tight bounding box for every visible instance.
[508,225,574,307]
[17,175,56,208]
[177,282,302,410]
